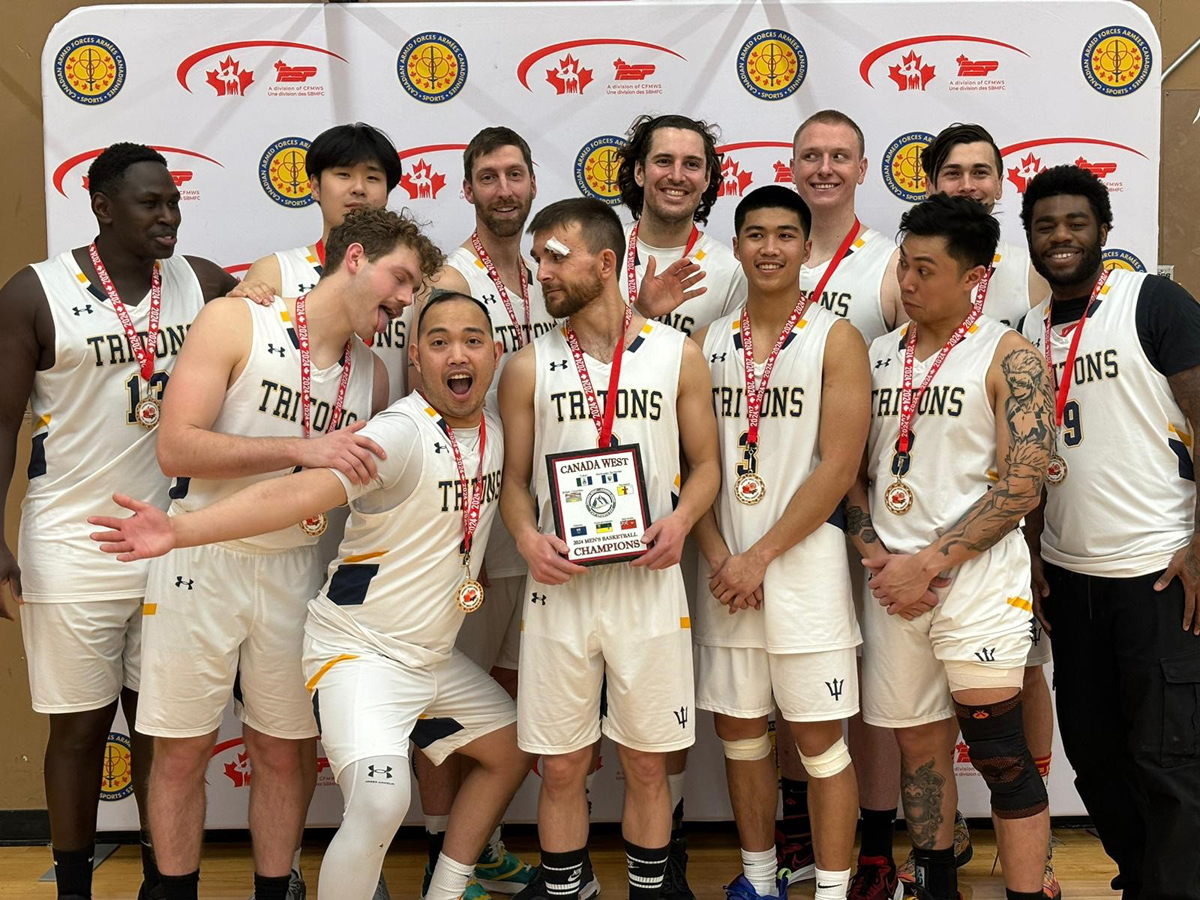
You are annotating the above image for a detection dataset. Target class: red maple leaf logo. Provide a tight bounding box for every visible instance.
[222,751,252,788]
[772,160,794,184]
[1074,156,1118,179]
[205,56,254,96]
[400,159,447,200]
[887,51,936,91]
[1006,152,1043,194]
[718,158,754,197]
[545,54,594,94]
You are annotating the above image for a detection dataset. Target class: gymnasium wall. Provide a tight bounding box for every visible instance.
[1,0,1198,824]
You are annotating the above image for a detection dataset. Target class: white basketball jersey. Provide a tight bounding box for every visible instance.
[19,251,204,602]
[532,320,685,532]
[620,224,747,336]
[801,226,895,343]
[977,240,1034,328]
[697,305,859,653]
[277,245,411,404]
[867,316,1010,556]
[1021,269,1196,576]
[171,297,375,551]
[306,395,504,668]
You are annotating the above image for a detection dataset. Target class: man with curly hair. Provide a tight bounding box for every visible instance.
[615,114,747,337]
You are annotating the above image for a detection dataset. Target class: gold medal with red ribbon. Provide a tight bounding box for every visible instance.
[885,270,990,515]
[1041,268,1109,485]
[626,221,700,308]
[295,292,354,537]
[88,242,163,428]
[471,231,530,348]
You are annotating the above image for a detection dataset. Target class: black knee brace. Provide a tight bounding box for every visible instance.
[955,692,1048,819]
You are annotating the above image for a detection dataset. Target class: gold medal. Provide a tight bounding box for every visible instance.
[884,480,915,515]
[456,576,485,613]
[1046,454,1068,485]
[299,513,328,537]
[135,396,161,428]
[734,472,766,505]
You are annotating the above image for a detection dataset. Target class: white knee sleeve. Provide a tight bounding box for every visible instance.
[722,732,773,761]
[320,756,411,899]
[800,737,852,778]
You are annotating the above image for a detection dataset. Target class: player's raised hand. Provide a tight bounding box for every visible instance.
[518,531,586,585]
[632,512,688,570]
[635,255,708,320]
[89,494,176,562]
[0,543,21,620]
[292,420,386,485]
[225,280,276,306]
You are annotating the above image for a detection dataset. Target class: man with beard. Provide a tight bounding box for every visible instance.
[411,126,553,900]
[499,198,720,900]
[1019,165,1200,900]
[90,293,533,900]
[0,142,238,900]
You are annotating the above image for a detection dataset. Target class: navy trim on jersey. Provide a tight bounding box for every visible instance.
[327,563,379,606]
[168,477,190,500]
[27,433,47,479]
[411,715,465,748]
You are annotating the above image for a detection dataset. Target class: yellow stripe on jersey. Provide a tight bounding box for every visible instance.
[680,616,691,629]
[343,550,388,563]
[731,319,741,332]
[993,252,1002,265]
[142,603,158,616]
[987,468,999,482]
[673,473,681,489]
[305,255,318,266]
[967,323,980,334]
[1169,423,1193,448]
[796,318,809,330]
[305,654,359,692]
[280,309,291,324]
[1007,596,1033,613]
[852,238,866,249]
[1100,282,1112,296]
[34,414,51,431]
[694,249,707,262]
[640,323,653,335]
[474,257,486,270]
[75,272,89,285]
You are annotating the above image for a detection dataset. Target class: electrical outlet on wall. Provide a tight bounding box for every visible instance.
[1157,265,1175,281]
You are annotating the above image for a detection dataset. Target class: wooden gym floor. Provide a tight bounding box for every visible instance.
[0,827,1119,900]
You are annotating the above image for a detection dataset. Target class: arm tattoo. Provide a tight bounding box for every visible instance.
[901,759,947,849]
[935,348,1056,558]
[1167,364,1200,579]
[846,504,879,544]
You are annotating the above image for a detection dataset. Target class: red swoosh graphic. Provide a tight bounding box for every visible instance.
[225,263,252,275]
[859,35,1028,86]
[398,143,469,161]
[999,137,1147,159]
[177,41,348,91]
[53,146,224,197]
[716,141,793,154]
[517,39,685,90]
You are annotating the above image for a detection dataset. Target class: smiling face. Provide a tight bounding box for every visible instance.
[530,223,612,319]
[928,141,1003,211]
[896,234,984,325]
[411,296,499,424]
[465,144,536,239]
[94,161,182,259]
[311,159,391,230]
[341,242,423,341]
[1028,193,1107,289]
[733,207,811,295]
[791,121,868,212]
[634,126,709,229]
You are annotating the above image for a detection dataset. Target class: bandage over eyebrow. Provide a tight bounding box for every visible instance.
[545,237,571,257]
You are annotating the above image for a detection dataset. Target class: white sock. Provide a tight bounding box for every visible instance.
[426,814,450,835]
[742,847,778,897]
[426,853,476,900]
[668,771,686,813]
[813,867,851,900]
[291,847,302,874]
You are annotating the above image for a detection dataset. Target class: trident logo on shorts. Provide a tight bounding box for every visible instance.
[975,647,996,662]
[826,678,844,700]
[673,706,688,728]
[174,577,194,590]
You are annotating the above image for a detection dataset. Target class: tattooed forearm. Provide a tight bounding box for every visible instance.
[901,759,947,849]
[846,504,878,544]
[934,347,1056,560]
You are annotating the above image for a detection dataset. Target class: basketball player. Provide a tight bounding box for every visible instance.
[498,198,719,900]
[790,110,911,891]
[1019,165,1200,900]
[921,122,1057,899]
[129,208,439,900]
[847,194,1053,900]
[90,292,533,900]
[0,143,239,900]
[615,113,747,336]
[240,122,408,400]
[410,126,552,900]
[690,185,869,900]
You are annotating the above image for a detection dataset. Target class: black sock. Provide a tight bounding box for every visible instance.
[426,828,446,871]
[52,846,94,899]
[858,807,897,861]
[159,870,200,900]
[1006,891,1044,900]
[253,873,291,900]
[671,797,685,838]
[541,848,586,900]
[140,833,161,890]
[780,777,811,843]
[625,840,669,900]
[913,847,956,900]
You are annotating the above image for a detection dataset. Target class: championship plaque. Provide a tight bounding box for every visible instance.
[547,444,652,566]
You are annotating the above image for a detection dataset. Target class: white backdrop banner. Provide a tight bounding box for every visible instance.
[43,1,1160,828]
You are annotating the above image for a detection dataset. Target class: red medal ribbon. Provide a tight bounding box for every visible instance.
[423,394,488,556]
[805,217,861,311]
[88,242,161,383]
[563,303,635,448]
[1043,267,1110,426]
[740,294,811,447]
[314,240,326,267]
[626,221,700,306]
[294,294,354,438]
[470,231,530,347]
[897,303,985,457]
